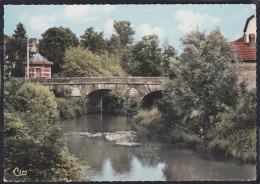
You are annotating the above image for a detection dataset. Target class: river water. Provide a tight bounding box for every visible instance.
[63,111,256,181]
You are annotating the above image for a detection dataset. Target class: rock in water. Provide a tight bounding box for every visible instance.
[104,131,140,147]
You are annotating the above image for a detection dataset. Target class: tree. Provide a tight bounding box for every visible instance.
[162,39,177,76]
[113,20,135,48]
[39,27,79,74]
[80,27,107,55]
[106,35,121,56]
[5,22,27,77]
[161,29,239,132]
[127,35,164,76]
[4,81,83,181]
[62,47,123,77]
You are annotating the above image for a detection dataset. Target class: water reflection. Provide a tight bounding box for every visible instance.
[64,112,256,181]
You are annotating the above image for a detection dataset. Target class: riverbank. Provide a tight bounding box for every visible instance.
[131,106,256,163]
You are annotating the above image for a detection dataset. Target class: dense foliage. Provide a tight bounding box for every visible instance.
[4,79,83,181]
[102,91,125,109]
[125,35,177,76]
[39,27,79,74]
[162,29,239,132]
[5,23,27,77]
[5,21,177,77]
[55,98,83,119]
[80,27,107,55]
[207,86,256,162]
[62,47,124,77]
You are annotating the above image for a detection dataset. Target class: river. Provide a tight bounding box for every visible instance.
[63,110,256,181]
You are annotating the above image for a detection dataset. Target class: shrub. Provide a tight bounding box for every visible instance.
[123,98,140,117]
[207,87,256,162]
[4,82,83,181]
[102,91,125,109]
[133,108,165,136]
[55,98,83,119]
[52,85,71,98]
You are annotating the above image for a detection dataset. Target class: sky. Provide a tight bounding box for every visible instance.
[4,4,256,53]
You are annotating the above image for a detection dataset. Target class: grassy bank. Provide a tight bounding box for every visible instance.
[132,95,256,163]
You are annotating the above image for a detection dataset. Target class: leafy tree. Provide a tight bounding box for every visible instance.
[4,78,25,112]
[162,29,239,133]
[162,39,177,75]
[127,35,164,76]
[80,27,107,55]
[106,35,121,56]
[113,20,135,48]
[5,23,27,77]
[4,81,83,181]
[39,27,79,74]
[62,47,123,77]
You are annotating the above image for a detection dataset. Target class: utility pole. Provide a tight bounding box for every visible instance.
[27,39,29,78]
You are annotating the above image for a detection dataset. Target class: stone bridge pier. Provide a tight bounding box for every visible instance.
[29,77,169,112]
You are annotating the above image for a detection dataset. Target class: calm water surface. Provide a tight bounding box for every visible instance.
[63,111,256,181]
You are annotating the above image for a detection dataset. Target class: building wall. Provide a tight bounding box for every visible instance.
[25,65,52,78]
[237,62,256,90]
[245,15,256,43]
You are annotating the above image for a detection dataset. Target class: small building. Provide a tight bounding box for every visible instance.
[24,53,53,78]
[231,14,256,90]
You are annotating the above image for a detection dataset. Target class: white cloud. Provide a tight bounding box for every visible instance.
[136,24,165,38]
[104,19,114,35]
[64,5,115,22]
[174,10,221,33]
[29,15,54,32]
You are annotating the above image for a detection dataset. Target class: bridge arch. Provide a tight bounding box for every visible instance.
[85,89,126,112]
[139,90,163,109]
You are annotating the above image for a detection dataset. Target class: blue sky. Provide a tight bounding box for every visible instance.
[4,4,255,52]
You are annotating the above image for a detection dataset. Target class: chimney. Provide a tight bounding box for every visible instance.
[249,34,255,47]
[29,38,38,53]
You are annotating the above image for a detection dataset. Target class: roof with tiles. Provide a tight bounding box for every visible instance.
[231,36,256,61]
[24,53,53,65]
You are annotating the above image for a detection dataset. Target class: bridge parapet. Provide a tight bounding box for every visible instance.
[28,77,168,85]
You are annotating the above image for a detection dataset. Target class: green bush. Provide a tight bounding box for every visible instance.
[4,78,25,112]
[52,85,71,98]
[62,47,124,77]
[207,88,256,162]
[55,98,83,119]
[102,91,125,109]
[133,108,165,135]
[4,82,83,181]
[123,98,140,117]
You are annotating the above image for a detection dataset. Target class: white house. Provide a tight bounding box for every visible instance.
[244,15,256,44]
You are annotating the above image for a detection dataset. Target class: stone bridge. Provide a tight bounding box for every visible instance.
[29,77,169,112]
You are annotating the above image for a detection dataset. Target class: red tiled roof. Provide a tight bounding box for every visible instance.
[231,36,256,61]
[234,36,245,42]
